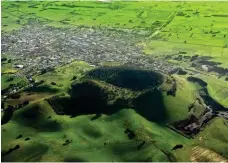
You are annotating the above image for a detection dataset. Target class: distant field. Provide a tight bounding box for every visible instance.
[2,1,227,64]
[1,1,175,31]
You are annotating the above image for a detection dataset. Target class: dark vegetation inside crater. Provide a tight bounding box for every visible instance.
[84,66,164,91]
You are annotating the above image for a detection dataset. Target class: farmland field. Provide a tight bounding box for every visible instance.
[1,1,228,162]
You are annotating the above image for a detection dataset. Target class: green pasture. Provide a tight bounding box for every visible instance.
[1,100,191,162]
[200,75,228,108]
[1,1,174,31]
[1,74,28,90]
[195,117,228,158]
[34,61,94,92]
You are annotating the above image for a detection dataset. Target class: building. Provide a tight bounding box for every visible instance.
[15,64,24,68]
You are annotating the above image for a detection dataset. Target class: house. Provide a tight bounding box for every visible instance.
[15,64,24,68]
[201,65,209,71]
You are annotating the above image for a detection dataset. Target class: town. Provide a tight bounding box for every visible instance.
[2,25,178,78]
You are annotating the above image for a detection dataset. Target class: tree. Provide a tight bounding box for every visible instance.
[1,58,7,62]
[10,94,21,99]
[51,82,57,85]
[1,102,5,110]
[23,100,29,106]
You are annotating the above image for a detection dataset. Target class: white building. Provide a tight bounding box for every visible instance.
[15,64,24,68]
[201,65,209,71]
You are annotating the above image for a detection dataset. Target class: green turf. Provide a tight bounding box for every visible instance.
[194,117,228,158]
[200,75,228,108]
[1,100,191,162]
[34,61,94,93]
[1,74,28,90]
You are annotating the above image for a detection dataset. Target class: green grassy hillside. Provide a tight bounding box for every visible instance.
[2,100,192,162]
[2,65,227,161]
[1,1,228,162]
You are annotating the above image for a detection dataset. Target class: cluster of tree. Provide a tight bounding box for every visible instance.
[2,105,14,125]
[170,115,199,137]
[167,77,177,97]
[40,67,55,75]
[1,57,7,62]
[124,128,136,140]
[10,93,21,99]
[6,77,14,82]
[50,82,57,85]
[28,4,38,8]
[16,100,29,109]
[108,4,125,10]
[187,76,208,87]
[177,12,186,16]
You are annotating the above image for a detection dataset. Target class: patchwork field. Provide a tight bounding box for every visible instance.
[1,1,228,162]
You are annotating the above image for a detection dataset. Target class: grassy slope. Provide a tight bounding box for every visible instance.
[1,100,191,162]
[163,75,196,122]
[200,75,228,108]
[194,117,228,158]
[34,61,93,92]
[1,74,28,90]
[172,117,228,161]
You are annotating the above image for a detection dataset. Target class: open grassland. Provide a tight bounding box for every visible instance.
[1,101,191,162]
[1,74,28,90]
[34,61,94,92]
[3,61,94,106]
[201,76,228,108]
[173,117,228,161]
[1,1,228,162]
[1,1,174,31]
[194,118,228,159]
[162,75,196,121]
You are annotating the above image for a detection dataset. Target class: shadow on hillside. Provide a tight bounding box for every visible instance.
[11,103,61,132]
[26,85,59,94]
[48,71,167,123]
[133,89,167,123]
